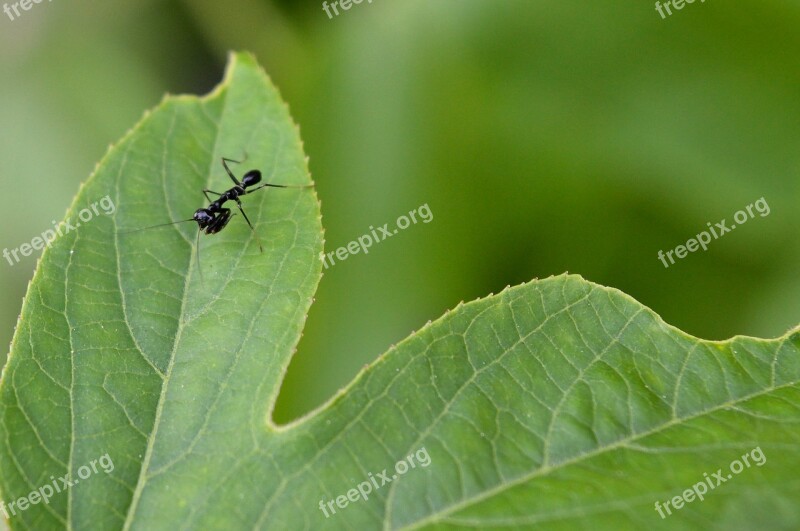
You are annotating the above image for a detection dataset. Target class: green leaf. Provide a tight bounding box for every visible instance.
[2,52,799,531]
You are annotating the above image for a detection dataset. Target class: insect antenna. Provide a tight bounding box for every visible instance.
[246,182,314,193]
[118,219,195,234]
[194,228,205,284]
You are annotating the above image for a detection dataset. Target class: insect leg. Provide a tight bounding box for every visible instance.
[221,157,243,186]
[234,199,264,252]
[203,189,223,202]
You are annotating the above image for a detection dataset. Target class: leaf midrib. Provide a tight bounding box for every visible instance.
[121,90,233,530]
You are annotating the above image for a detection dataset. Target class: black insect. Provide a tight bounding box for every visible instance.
[193,157,312,251]
[125,156,312,273]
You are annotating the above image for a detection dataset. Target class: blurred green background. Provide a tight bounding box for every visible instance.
[0,0,798,425]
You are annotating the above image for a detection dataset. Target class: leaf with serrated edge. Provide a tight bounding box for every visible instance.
[1,52,799,531]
